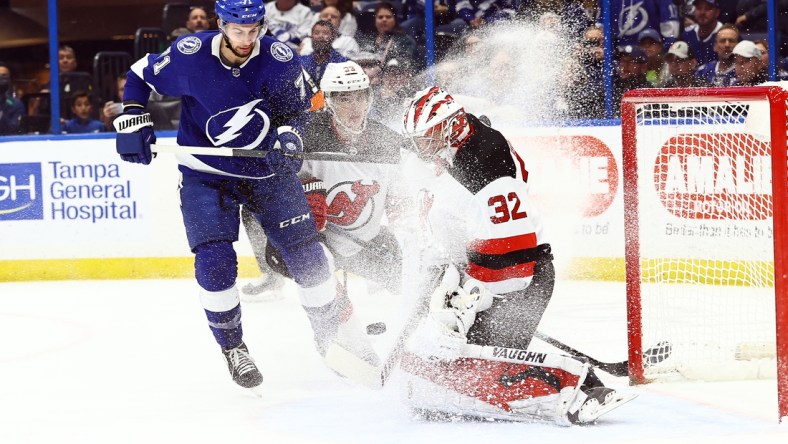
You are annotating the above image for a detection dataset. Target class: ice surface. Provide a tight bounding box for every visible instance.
[1,278,786,443]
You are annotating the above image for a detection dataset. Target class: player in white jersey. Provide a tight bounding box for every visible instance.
[398,86,634,424]
[112,0,378,392]
[243,61,408,299]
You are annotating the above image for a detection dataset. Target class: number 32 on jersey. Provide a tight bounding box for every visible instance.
[488,192,527,224]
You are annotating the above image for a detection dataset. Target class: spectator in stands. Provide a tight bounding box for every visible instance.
[448,0,516,32]
[604,0,679,49]
[661,41,710,87]
[0,62,24,136]
[614,45,652,116]
[170,6,212,39]
[684,0,723,66]
[735,0,788,38]
[101,73,126,130]
[638,28,668,86]
[754,39,768,65]
[59,45,78,73]
[301,20,348,99]
[57,45,95,120]
[574,25,606,118]
[732,40,769,85]
[357,2,418,68]
[300,6,360,58]
[401,0,459,44]
[311,0,357,37]
[696,23,739,86]
[62,92,104,134]
[370,58,415,127]
[516,0,591,40]
[266,0,315,50]
[353,52,383,89]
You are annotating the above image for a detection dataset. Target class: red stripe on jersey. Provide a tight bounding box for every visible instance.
[469,233,537,255]
[511,149,529,183]
[467,261,536,282]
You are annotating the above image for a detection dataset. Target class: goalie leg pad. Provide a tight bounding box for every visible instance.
[400,351,587,425]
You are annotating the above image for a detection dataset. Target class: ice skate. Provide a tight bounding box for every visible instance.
[240,272,285,302]
[221,342,263,389]
[567,387,637,424]
[305,294,381,380]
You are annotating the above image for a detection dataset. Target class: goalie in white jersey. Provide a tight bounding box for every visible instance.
[398,86,634,425]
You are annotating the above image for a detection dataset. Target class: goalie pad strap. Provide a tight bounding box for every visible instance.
[113,112,153,133]
[467,242,553,271]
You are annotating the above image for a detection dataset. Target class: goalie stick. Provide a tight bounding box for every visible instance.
[533,331,672,377]
[324,266,444,389]
[150,143,398,163]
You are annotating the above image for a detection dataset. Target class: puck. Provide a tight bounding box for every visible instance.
[366,322,387,335]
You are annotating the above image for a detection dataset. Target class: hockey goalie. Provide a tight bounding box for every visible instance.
[397,86,635,425]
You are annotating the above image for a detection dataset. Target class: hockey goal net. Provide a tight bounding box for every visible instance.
[621,86,788,421]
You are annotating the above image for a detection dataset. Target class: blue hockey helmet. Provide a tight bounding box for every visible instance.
[215,0,266,25]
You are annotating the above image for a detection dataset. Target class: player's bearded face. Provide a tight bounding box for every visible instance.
[222,22,263,58]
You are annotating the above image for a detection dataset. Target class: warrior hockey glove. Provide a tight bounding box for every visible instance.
[301,177,327,232]
[273,126,304,172]
[113,107,156,165]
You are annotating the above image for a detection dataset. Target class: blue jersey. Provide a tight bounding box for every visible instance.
[123,32,312,179]
[696,61,736,87]
[605,0,680,48]
[683,22,722,66]
[300,50,347,86]
[63,117,104,134]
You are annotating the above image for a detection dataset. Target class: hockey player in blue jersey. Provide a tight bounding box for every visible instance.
[112,0,379,392]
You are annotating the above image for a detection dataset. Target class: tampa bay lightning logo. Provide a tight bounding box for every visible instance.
[205,99,271,149]
[619,1,649,37]
[271,42,293,62]
[177,36,202,54]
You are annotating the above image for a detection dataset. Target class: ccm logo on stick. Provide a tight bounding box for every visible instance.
[279,213,311,228]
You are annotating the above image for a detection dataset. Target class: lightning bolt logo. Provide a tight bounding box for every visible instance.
[207,99,270,149]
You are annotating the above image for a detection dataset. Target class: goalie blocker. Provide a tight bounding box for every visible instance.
[400,266,636,425]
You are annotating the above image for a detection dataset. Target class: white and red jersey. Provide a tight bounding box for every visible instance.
[300,111,407,258]
[416,114,549,295]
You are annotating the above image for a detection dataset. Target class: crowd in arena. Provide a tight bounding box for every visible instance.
[1,0,787,136]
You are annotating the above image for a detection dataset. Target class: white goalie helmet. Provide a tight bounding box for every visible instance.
[402,86,472,163]
[321,61,373,135]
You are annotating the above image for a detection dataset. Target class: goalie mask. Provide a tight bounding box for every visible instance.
[320,61,373,135]
[403,86,473,165]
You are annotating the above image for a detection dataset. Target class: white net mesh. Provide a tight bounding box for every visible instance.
[630,98,779,381]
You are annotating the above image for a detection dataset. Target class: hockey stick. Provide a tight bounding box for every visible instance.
[324,223,395,259]
[324,266,445,389]
[150,143,397,163]
[533,331,672,377]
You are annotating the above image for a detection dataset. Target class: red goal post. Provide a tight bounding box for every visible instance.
[621,86,788,422]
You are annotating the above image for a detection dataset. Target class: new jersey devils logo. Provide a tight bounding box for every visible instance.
[327,180,381,229]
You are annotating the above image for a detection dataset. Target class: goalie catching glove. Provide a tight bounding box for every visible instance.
[408,265,494,361]
[301,177,327,232]
[113,105,156,165]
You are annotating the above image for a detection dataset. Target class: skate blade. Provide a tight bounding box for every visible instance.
[248,384,264,398]
[324,343,383,389]
[240,290,285,303]
[578,392,637,424]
